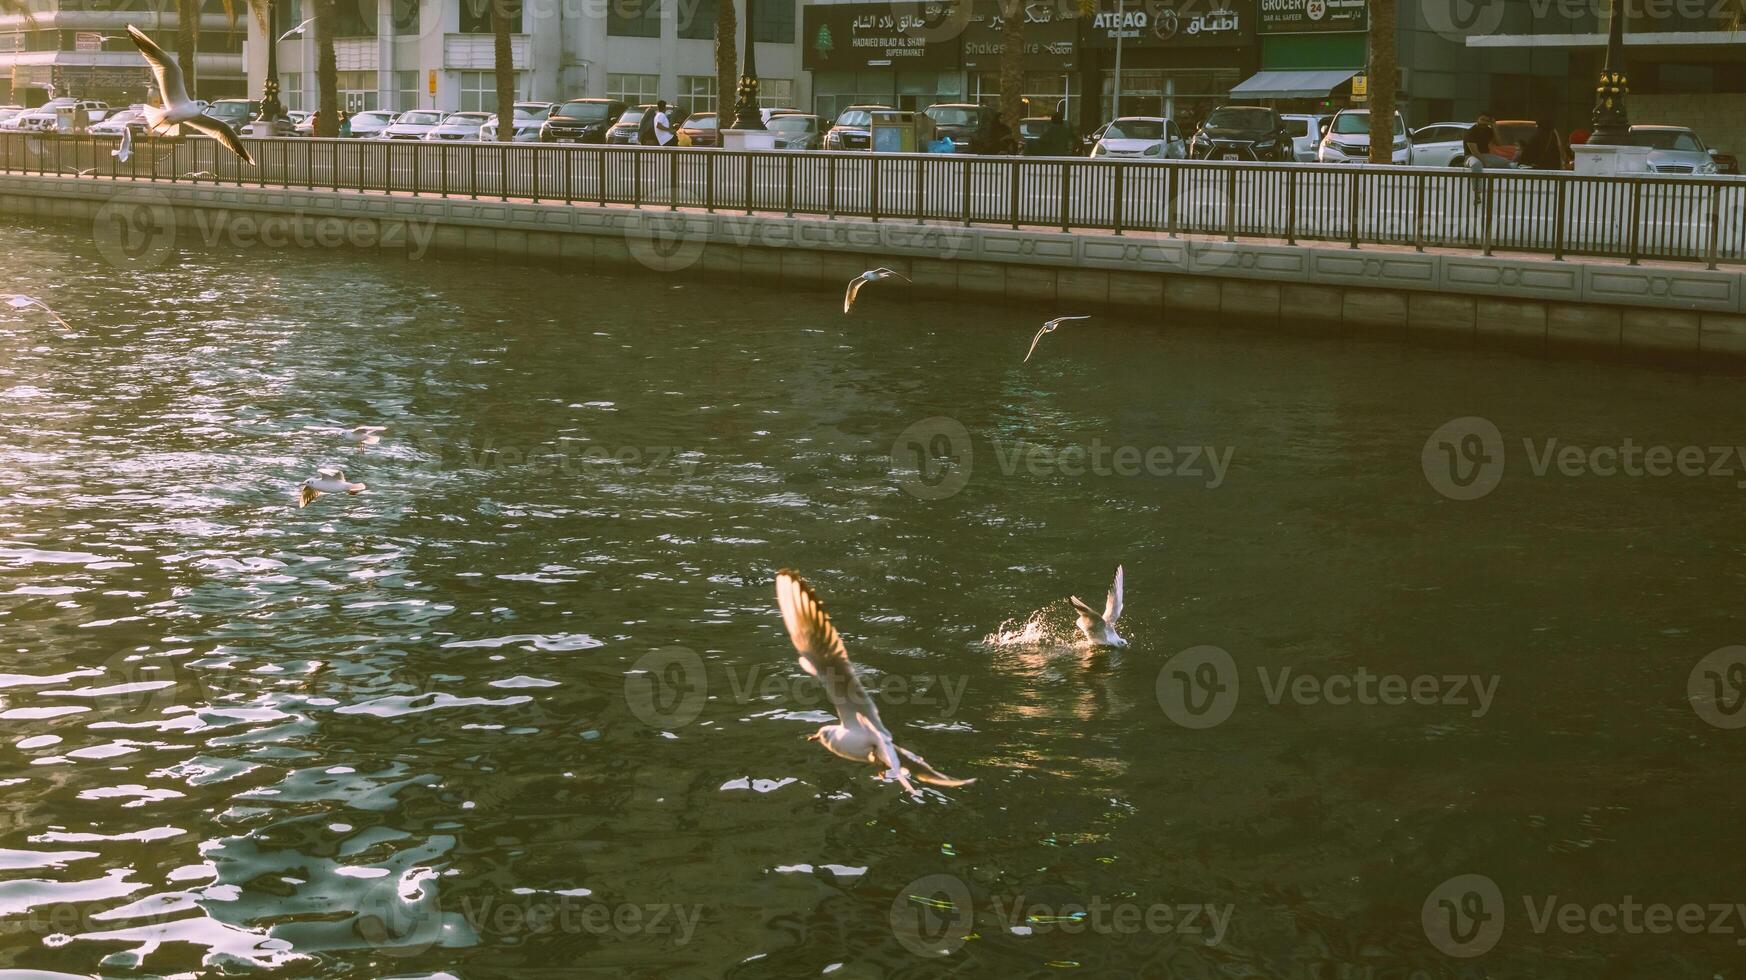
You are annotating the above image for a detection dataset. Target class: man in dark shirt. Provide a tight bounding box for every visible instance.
[1463,112,1496,162]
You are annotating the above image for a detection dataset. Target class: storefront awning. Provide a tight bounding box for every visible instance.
[1229,69,1359,100]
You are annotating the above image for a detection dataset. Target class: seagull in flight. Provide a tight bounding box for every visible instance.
[62,167,96,177]
[183,171,216,180]
[127,24,255,165]
[1068,565,1126,648]
[112,127,133,163]
[343,425,385,448]
[843,267,909,314]
[298,468,367,508]
[3,295,70,329]
[775,570,975,796]
[1023,315,1091,364]
[276,17,316,42]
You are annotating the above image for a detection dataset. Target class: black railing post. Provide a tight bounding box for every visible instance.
[961,156,971,227]
[531,148,541,203]
[706,152,715,212]
[870,156,880,222]
[1413,170,1425,252]
[499,144,508,202]
[670,148,680,211]
[744,152,753,215]
[1285,167,1298,245]
[915,155,925,224]
[1347,168,1359,249]
[788,152,796,217]
[1553,177,1567,261]
[469,144,479,200]
[1626,178,1642,265]
[306,138,314,191]
[1008,160,1019,230]
[596,149,606,206]
[825,153,834,218]
[1704,181,1720,271]
[1225,166,1237,243]
[1166,165,1178,237]
[1060,160,1070,233]
[1483,174,1496,256]
[1112,163,1124,236]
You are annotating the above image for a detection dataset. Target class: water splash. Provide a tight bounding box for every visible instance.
[980,602,1081,649]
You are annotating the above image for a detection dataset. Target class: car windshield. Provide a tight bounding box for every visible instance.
[685,114,718,130]
[1634,129,1703,151]
[208,103,250,120]
[1106,119,1164,140]
[1332,112,1403,136]
[1283,117,1313,137]
[445,113,488,124]
[399,111,441,125]
[357,111,394,124]
[106,109,142,123]
[617,109,646,126]
[1206,107,1273,130]
[836,110,872,127]
[558,102,612,120]
[926,107,979,126]
[514,104,551,119]
[768,116,814,133]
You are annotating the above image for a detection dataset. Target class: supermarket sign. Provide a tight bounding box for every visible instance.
[1258,0,1368,33]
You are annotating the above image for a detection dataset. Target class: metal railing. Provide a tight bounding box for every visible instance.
[4,132,1744,269]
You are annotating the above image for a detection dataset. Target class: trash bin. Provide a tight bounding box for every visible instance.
[869,110,934,153]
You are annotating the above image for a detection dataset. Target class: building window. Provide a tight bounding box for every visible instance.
[397,70,419,110]
[607,72,661,105]
[678,75,716,113]
[751,0,793,43]
[678,0,715,39]
[756,77,793,108]
[608,0,662,38]
[459,0,519,35]
[280,72,303,111]
[458,70,525,111]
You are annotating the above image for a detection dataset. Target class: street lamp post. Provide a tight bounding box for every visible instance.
[1587,0,1630,145]
[728,0,765,131]
[259,0,287,123]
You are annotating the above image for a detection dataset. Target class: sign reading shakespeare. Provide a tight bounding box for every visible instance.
[1083,0,1254,49]
[1257,0,1367,34]
[961,0,1079,68]
[803,3,965,70]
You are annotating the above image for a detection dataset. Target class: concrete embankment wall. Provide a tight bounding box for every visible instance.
[3,174,1745,367]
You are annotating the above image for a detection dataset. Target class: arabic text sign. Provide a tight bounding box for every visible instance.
[1257,0,1368,34]
[803,3,965,70]
[1082,0,1255,48]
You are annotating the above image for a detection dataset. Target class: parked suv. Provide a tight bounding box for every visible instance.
[1317,108,1413,165]
[540,99,627,144]
[1188,105,1293,162]
[10,98,110,132]
[823,105,889,150]
[605,104,688,145]
[923,103,988,153]
[1280,113,1330,161]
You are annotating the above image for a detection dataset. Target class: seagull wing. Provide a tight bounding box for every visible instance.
[1067,594,1104,625]
[1104,564,1123,625]
[1045,314,1092,329]
[184,113,255,166]
[843,276,866,314]
[128,25,190,108]
[864,713,916,795]
[897,745,975,788]
[298,484,318,508]
[113,127,133,161]
[775,570,888,736]
[1022,324,1050,363]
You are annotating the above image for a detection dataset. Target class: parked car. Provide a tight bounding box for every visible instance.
[1490,119,1539,162]
[1317,108,1413,165]
[423,111,492,141]
[923,103,988,153]
[760,106,804,124]
[540,98,626,144]
[480,102,554,142]
[9,98,110,132]
[1188,105,1293,162]
[766,113,821,150]
[676,111,719,148]
[87,105,148,138]
[1631,124,1721,175]
[203,99,258,133]
[1088,116,1185,160]
[1409,121,1522,168]
[1714,151,1740,175]
[346,109,398,138]
[381,108,445,140]
[605,105,688,145]
[0,106,25,128]
[822,105,890,151]
[287,110,312,132]
[1280,113,1330,162]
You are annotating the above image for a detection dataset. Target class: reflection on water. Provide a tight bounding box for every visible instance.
[2,217,1745,975]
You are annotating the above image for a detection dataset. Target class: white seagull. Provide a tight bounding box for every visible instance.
[183,171,216,180]
[276,17,316,42]
[1023,315,1092,364]
[775,570,975,795]
[343,425,385,448]
[1068,565,1126,648]
[3,295,70,329]
[842,267,910,314]
[62,167,96,177]
[112,126,133,163]
[127,25,255,165]
[299,468,367,508]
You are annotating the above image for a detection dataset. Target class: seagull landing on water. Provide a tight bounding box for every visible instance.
[3,295,69,329]
[299,468,366,508]
[343,426,385,448]
[1068,565,1126,648]
[112,127,133,163]
[1023,315,1092,364]
[842,268,909,314]
[127,25,255,166]
[276,17,316,42]
[774,570,975,796]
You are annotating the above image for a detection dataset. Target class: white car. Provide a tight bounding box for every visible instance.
[8,98,111,132]
[1631,125,1720,176]
[479,103,554,142]
[382,108,445,140]
[1089,116,1185,160]
[0,106,24,128]
[1318,108,1413,165]
[1281,113,1329,162]
[347,109,398,138]
[1408,122,1518,169]
[423,111,491,141]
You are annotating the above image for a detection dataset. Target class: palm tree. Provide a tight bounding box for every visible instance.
[492,0,517,140]
[998,0,1025,146]
[177,0,200,94]
[1367,0,1397,164]
[715,0,737,123]
[313,0,338,136]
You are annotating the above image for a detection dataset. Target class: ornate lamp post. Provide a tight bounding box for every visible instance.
[1587,0,1630,145]
[728,0,765,131]
[259,0,287,122]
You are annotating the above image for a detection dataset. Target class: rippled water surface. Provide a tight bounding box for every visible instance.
[3,217,1746,977]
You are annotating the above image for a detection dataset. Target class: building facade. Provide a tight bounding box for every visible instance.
[2,0,245,107]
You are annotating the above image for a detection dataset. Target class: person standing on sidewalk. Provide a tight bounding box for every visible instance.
[652,100,674,147]
[1463,111,1497,205]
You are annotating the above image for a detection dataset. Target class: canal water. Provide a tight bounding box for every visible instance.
[2,217,1744,977]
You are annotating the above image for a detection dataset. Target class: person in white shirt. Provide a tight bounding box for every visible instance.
[653,100,674,147]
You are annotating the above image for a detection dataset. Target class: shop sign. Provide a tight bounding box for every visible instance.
[1257,0,1368,34]
[1083,0,1252,48]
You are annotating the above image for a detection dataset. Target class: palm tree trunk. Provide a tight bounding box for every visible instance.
[998,0,1025,145]
[492,0,517,139]
[715,0,737,121]
[314,0,339,137]
[176,0,200,96]
[1367,0,1397,164]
